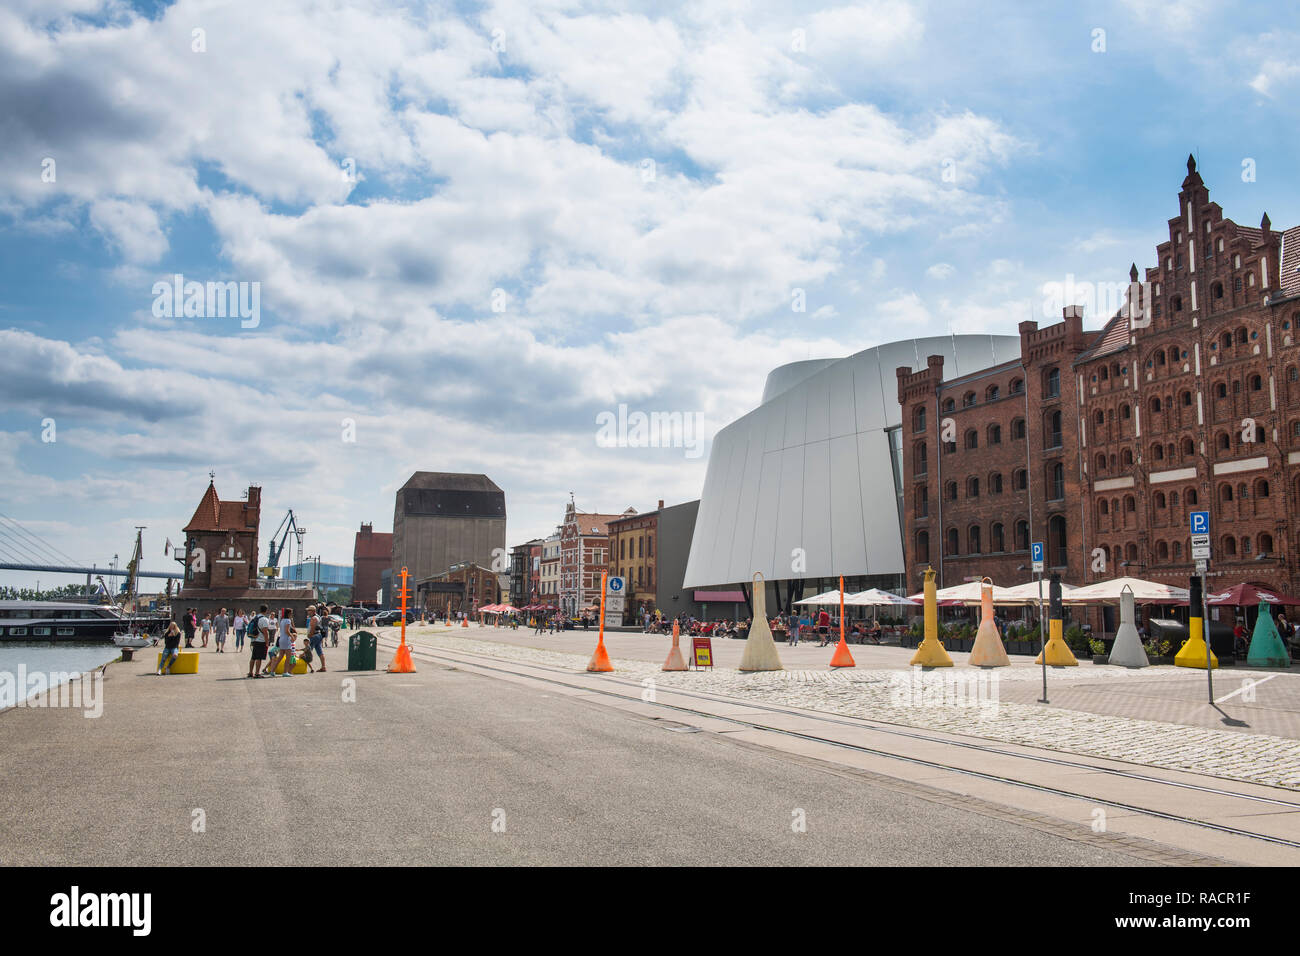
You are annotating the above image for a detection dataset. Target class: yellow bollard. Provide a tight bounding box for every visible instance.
[910,566,953,667]
[1175,576,1218,669]
[1035,575,1078,666]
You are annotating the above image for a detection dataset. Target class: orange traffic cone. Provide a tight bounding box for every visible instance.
[461,617,468,628]
[588,638,613,672]
[387,641,416,673]
[829,576,855,667]
[663,620,687,671]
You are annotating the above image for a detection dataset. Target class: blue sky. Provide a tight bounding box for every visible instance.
[0,0,1296,590]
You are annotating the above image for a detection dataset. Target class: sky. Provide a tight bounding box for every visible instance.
[0,0,1297,589]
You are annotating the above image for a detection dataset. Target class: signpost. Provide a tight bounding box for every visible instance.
[604,575,625,629]
[691,636,713,669]
[1031,541,1047,703]
[1190,510,1214,702]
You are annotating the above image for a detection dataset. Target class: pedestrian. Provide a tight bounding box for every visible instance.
[306,604,327,672]
[199,612,212,648]
[157,621,183,675]
[817,608,831,647]
[182,608,196,648]
[247,605,270,678]
[266,608,297,677]
[233,609,247,651]
[213,608,228,653]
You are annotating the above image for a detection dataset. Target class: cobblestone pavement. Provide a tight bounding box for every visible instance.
[384,628,1300,791]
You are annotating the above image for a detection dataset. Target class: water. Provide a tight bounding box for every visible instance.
[0,643,120,705]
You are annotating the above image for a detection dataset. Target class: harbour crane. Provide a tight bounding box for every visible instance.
[265,510,306,577]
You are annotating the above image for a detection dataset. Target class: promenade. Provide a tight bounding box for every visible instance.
[2,625,1297,866]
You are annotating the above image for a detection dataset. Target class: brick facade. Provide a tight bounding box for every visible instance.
[351,522,392,606]
[607,500,662,621]
[900,156,1300,599]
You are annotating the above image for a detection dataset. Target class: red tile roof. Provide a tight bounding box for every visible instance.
[183,481,255,532]
[1281,227,1300,297]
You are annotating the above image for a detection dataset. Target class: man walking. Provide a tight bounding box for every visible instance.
[213,608,229,653]
[247,605,269,678]
[182,608,196,648]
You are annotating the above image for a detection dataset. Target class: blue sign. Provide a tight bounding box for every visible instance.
[1190,510,1210,535]
[1031,542,1044,563]
[608,576,624,593]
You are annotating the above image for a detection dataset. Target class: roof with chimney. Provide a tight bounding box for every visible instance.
[353,525,393,561]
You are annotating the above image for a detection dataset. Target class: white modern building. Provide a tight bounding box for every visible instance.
[683,335,1022,604]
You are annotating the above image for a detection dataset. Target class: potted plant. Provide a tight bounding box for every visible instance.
[1088,636,1107,664]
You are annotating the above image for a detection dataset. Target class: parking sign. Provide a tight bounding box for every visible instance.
[1190,510,1210,535]
[1031,541,1044,573]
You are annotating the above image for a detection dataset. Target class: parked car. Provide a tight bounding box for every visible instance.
[368,609,415,627]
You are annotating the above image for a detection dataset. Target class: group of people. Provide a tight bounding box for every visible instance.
[155,604,342,676]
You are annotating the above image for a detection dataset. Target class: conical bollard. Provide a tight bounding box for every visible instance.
[968,578,1009,667]
[1246,608,1290,668]
[663,619,688,671]
[1034,574,1078,666]
[829,575,856,668]
[910,566,954,667]
[1175,576,1218,669]
[588,570,614,672]
[1107,587,1148,668]
[739,572,783,671]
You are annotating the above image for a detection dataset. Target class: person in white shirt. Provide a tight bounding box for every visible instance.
[233,610,247,651]
[247,605,270,678]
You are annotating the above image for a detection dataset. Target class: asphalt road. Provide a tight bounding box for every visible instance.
[0,650,1155,865]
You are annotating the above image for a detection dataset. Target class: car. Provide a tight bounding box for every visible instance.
[369,609,415,626]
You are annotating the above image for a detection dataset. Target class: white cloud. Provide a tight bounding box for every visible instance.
[926,262,955,280]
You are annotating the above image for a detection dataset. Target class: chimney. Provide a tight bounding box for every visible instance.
[657,499,664,510]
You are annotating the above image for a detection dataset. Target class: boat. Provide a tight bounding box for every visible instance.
[0,601,161,642]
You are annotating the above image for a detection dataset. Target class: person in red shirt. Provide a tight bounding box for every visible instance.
[817,609,831,646]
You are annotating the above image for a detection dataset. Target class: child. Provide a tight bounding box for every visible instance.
[299,639,316,673]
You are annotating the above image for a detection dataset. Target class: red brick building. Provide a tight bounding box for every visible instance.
[182,481,261,590]
[899,156,1300,600]
[351,522,392,606]
[558,501,627,616]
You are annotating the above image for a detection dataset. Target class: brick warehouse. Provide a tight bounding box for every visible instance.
[900,156,1300,604]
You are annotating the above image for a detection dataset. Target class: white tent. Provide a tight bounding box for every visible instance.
[1062,576,1189,605]
[845,588,919,607]
[793,589,848,606]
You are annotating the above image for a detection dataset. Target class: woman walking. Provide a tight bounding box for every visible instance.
[265,608,297,677]
[233,609,247,651]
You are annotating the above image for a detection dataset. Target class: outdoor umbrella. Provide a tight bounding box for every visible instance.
[992,580,1080,605]
[1062,576,1189,604]
[1206,582,1300,607]
[845,588,920,607]
[908,580,1014,605]
[794,589,848,606]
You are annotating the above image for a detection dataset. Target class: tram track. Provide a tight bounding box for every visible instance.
[377,633,1300,853]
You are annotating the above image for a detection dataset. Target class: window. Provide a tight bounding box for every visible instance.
[1157,541,1169,562]
[967,477,979,498]
[968,526,982,554]
[1013,468,1027,491]
[1045,367,1061,398]
[1015,520,1029,551]
[1186,488,1198,506]
[1010,378,1024,394]
[989,473,1003,494]
[1049,515,1067,566]
[963,391,977,408]
[913,406,927,432]
[915,442,928,475]
[1260,533,1274,554]
[1256,478,1270,498]
[942,398,955,413]
[987,385,1000,401]
[916,487,929,517]
[991,523,1005,552]
[1049,463,1065,500]
[945,481,958,501]
[916,530,930,564]
[946,528,959,556]
[1011,418,1026,440]
[1182,437,1195,457]
[1250,375,1263,391]
[1121,404,1131,420]
[1045,410,1062,448]
[965,429,978,450]
[988,424,1002,445]
[1154,491,1166,508]
[1181,391,1192,406]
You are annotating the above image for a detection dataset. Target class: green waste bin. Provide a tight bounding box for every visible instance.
[348,630,377,671]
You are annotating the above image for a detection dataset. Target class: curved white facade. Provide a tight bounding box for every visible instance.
[683,334,1022,588]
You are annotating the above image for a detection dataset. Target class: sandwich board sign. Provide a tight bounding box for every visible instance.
[691,636,713,669]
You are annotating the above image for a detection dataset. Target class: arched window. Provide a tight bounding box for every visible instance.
[1045,410,1062,447]
[1049,462,1065,500]
[913,406,927,432]
[1255,478,1270,498]
[988,424,1002,445]
[1095,452,1106,471]
[963,391,977,408]
[1154,491,1166,508]
[942,398,955,413]
[1120,404,1131,420]
[1220,483,1233,502]
[1186,488,1198,506]
[914,442,928,475]
[946,528,959,556]
[1150,396,1162,413]
[1011,417,1026,440]
[1259,533,1274,554]
[1157,540,1169,561]
[1094,410,1105,425]
[915,530,930,564]
[965,429,978,450]
[1152,443,1164,460]
[945,481,958,501]
[915,486,928,517]
[1125,495,1136,513]
[989,473,1003,494]
[968,526,982,554]
[1222,536,1237,556]
[1099,499,1110,515]
[1217,432,1230,451]
[1181,437,1195,457]
[967,477,980,498]
[1048,515,1067,566]
[1014,520,1029,551]
[1013,468,1027,491]
[1122,447,1133,466]
[1010,378,1024,394]
[991,523,1005,552]
[1251,374,1263,391]
[1045,367,1061,398]
[986,385,1000,401]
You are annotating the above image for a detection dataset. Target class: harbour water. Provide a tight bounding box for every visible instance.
[0,643,120,706]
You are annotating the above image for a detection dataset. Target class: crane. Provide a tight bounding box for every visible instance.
[265,510,306,578]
